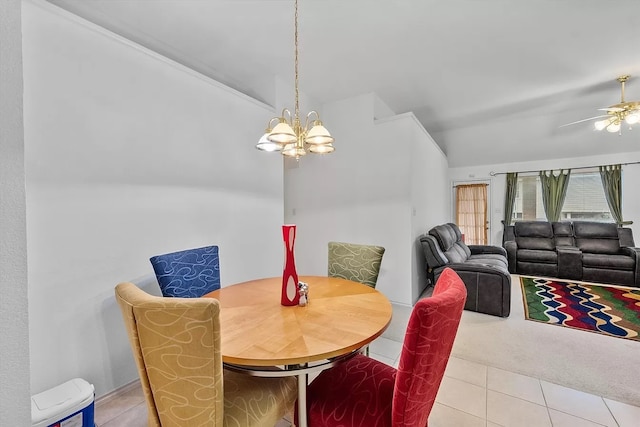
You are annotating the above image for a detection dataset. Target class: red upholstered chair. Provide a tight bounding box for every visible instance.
[298,267,467,427]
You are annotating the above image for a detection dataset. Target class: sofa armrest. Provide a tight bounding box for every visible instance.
[443,262,506,275]
[556,246,582,280]
[468,245,507,257]
[503,240,517,273]
[620,246,640,258]
[435,263,511,317]
[620,246,640,287]
[419,234,449,269]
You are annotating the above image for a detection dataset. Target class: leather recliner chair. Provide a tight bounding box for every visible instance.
[419,223,511,317]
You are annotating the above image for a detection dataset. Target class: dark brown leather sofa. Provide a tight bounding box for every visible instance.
[504,221,640,287]
[419,223,511,317]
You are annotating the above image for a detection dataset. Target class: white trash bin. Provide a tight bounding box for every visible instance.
[31,378,95,427]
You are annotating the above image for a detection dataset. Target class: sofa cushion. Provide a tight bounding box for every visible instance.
[443,246,470,264]
[582,253,635,271]
[517,249,558,264]
[430,224,456,250]
[515,221,555,250]
[552,222,573,236]
[429,223,471,263]
[515,221,553,238]
[517,261,558,278]
[468,253,509,268]
[466,256,509,272]
[516,237,555,251]
[573,221,618,238]
[553,222,575,247]
[576,239,620,255]
[430,224,462,250]
[574,222,620,255]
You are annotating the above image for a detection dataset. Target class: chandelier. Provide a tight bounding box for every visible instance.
[594,75,640,133]
[255,0,334,159]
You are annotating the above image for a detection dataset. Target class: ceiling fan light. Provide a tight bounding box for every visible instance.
[625,112,640,125]
[594,120,609,131]
[606,121,621,133]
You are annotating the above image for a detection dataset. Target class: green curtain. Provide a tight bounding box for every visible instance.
[539,169,571,222]
[599,164,623,224]
[503,172,518,226]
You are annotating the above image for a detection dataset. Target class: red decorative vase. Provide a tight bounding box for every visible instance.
[281,224,300,306]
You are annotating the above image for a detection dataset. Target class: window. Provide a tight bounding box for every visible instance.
[512,171,612,222]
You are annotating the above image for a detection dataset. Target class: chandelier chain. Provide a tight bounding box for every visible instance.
[294,0,300,121]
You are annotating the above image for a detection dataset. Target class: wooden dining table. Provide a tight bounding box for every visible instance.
[204,275,393,427]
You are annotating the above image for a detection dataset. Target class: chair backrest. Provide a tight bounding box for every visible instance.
[327,241,385,288]
[150,245,220,297]
[114,282,224,427]
[392,267,467,426]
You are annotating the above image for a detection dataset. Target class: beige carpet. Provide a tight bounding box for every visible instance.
[384,274,640,407]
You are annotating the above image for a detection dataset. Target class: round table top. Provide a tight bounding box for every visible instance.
[204,276,393,366]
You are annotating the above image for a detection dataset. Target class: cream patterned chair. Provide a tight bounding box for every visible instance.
[327,241,386,288]
[115,282,297,427]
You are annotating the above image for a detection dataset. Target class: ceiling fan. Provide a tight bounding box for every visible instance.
[562,75,640,134]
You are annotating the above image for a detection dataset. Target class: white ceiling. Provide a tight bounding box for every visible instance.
[46,0,640,167]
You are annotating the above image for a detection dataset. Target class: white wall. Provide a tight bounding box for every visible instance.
[408,116,449,301]
[22,0,284,398]
[284,93,449,305]
[449,151,640,245]
[0,1,31,425]
[18,0,640,412]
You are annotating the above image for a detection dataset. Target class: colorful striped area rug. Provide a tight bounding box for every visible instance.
[520,276,640,342]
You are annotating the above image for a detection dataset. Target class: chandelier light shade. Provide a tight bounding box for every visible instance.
[593,75,640,135]
[255,0,334,159]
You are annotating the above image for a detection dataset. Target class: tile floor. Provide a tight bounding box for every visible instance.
[369,338,640,427]
[94,336,640,427]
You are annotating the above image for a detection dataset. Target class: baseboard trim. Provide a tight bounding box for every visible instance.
[95,379,141,406]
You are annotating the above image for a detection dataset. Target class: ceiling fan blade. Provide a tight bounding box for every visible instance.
[597,107,624,112]
[559,115,609,127]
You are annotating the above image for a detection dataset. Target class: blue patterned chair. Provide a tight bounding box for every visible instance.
[150,245,220,298]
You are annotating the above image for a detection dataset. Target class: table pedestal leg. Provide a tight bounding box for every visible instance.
[297,372,308,427]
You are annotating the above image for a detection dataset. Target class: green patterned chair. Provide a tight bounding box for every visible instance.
[115,282,297,427]
[328,242,386,288]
